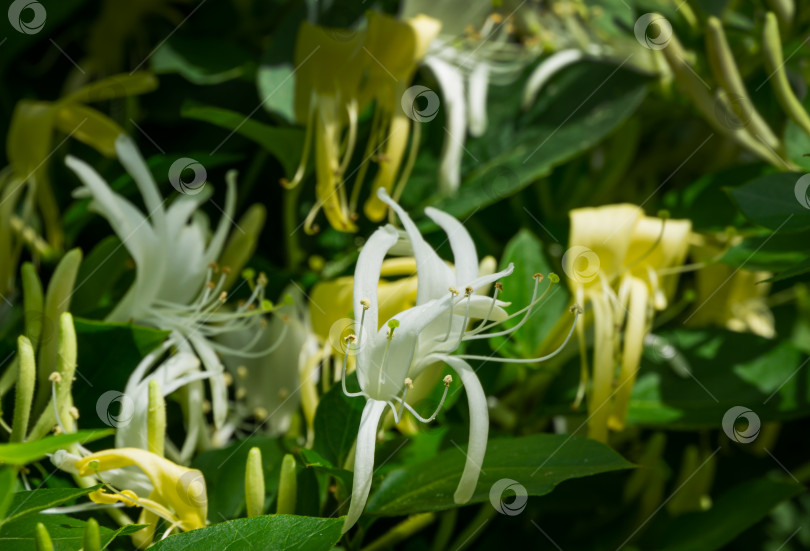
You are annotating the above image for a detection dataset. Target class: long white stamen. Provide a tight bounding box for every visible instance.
[341,336,365,398]
[457,307,580,363]
[439,287,461,342]
[392,375,452,423]
[471,282,501,332]
[466,275,550,341]
[467,275,555,336]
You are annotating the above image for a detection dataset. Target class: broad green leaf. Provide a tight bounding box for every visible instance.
[148,515,344,551]
[720,229,810,272]
[70,319,169,419]
[658,478,804,551]
[1,485,100,526]
[70,236,131,316]
[727,172,810,231]
[764,256,810,283]
[182,104,303,177]
[628,329,808,428]
[490,229,570,359]
[257,64,297,123]
[365,434,632,516]
[0,513,145,551]
[300,448,353,492]
[0,430,112,466]
[431,61,649,219]
[192,437,284,520]
[313,372,365,469]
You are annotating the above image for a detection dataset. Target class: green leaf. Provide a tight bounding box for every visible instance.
[491,229,570,359]
[431,61,648,219]
[0,513,145,551]
[70,236,131,316]
[727,172,810,231]
[720,229,810,271]
[191,437,284,520]
[763,256,810,283]
[1,485,100,526]
[658,478,804,551]
[0,430,112,465]
[70,319,169,420]
[182,104,303,177]
[148,515,344,551]
[365,434,632,516]
[313,372,365,469]
[628,329,808,428]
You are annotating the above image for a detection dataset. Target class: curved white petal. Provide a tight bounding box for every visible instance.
[377,189,454,303]
[343,399,387,533]
[203,170,238,266]
[439,355,488,503]
[423,55,467,195]
[522,49,585,110]
[354,225,400,342]
[467,62,490,137]
[424,206,478,286]
[115,135,167,238]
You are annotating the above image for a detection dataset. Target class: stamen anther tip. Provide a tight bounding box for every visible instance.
[570,304,584,314]
[443,375,453,386]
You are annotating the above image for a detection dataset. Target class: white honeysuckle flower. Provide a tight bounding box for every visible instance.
[215,285,320,443]
[65,136,267,433]
[116,343,212,463]
[341,188,579,532]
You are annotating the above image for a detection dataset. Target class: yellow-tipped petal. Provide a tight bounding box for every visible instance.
[76,448,207,531]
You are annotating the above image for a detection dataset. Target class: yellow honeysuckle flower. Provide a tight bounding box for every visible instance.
[688,237,775,338]
[565,205,691,441]
[75,448,207,547]
[285,12,440,233]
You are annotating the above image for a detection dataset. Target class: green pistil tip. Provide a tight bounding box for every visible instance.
[261,299,274,311]
[548,273,560,284]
